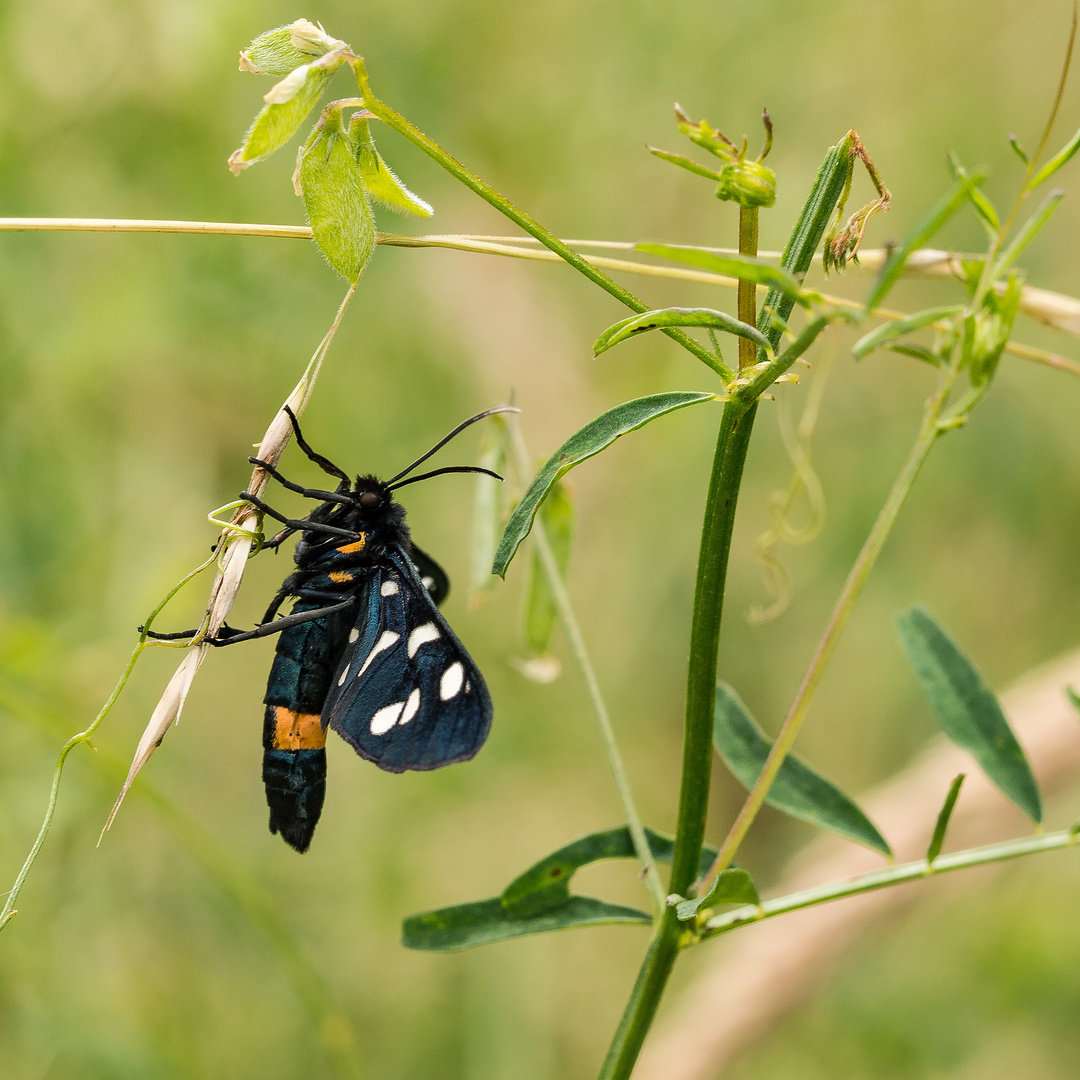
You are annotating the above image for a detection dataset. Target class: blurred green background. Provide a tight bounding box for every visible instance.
[1,0,1079,1077]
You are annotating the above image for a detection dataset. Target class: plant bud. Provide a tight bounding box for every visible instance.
[294,107,375,282]
[716,160,776,208]
[239,20,346,76]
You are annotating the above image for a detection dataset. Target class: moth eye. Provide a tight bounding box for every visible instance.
[358,492,381,510]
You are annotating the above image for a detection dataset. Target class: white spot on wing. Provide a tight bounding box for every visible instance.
[370,700,405,735]
[408,622,440,658]
[400,688,421,725]
[440,662,465,700]
[421,576,435,592]
[337,665,350,686]
[348,628,359,643]
[381,579,399,596]
[356,630,400,680]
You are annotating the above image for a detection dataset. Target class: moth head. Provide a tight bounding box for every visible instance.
[352,475,391,514]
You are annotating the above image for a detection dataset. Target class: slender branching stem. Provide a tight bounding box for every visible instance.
[702,827,1080,939]
[507,424,665,914]
[597,398,760,1080]
[702,352,963,888]
[349,60,731,378]
[737,207,760,371]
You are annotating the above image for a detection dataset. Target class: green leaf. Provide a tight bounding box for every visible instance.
[228,52,343,174]
[1009,133,1030,165]
[402,896,651,952]
[521,480,573,655]
[636,244,808,305]
[992,188,1064,279]
[1067,685,1080,716]
[675,867,760,922]
[884,343,943,367]
[351,116,434,217]
[593,308,772,358]
[926,773,965,864]
[238,19,345,76]
[647,147,723,181]
[852,306,964,360]
[713,683,892,856]
[895,607,1042,823]
[865,175,983,310]
[492,392,715,576]
[294,108,375,283]
[402,826,718,952]
[946,151,999,238]
[758,132,861,346]
[1029,124,1080,188]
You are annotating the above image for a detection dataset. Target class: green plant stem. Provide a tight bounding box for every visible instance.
[507,424,665,914]
[0,680,365,1080]
[0,550,218,931]
[737,207,760,370]
[703,354,963,888]
[350,60,730,378]
[702,826,1080,938]
[597,398,759,1080]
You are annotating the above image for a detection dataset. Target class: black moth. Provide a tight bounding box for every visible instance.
[157,408,503,852]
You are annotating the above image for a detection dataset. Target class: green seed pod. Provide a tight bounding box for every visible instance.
[716,160,777,208]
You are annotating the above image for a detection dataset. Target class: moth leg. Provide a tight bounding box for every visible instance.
[239,491,360,540]
[281,405,350,481]
[248,457,352,506]
[207,598,359,646]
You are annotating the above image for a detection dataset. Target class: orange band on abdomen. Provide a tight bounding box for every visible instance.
[271,707,327,750]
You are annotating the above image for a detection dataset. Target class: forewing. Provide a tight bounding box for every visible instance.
[323,547,492,773]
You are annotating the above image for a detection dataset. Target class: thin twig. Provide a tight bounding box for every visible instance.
[507,422,665,915]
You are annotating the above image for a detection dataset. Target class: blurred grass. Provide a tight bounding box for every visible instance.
[0,0,1079,1077]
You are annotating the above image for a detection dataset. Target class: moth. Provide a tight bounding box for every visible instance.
[155,407,505,852]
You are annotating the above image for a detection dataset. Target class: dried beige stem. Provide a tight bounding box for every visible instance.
[634,648,1080,1080]
[105,283,357,831]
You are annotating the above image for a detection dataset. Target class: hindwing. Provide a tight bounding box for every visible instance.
[321,546,492,772]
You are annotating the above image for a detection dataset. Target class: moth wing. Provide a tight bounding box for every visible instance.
[410,543,450,606]
[322,547,492,773]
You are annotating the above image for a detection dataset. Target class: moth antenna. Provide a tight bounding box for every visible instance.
[283,406,350,481]
[385,406,519,485]
[389,465,504,491]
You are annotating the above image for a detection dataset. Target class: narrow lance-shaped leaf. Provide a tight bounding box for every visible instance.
[636,243,809,305]
[1028,123,1080,188]
[675,867,760,922]
[713,683,892,856]
[594,307,772,358]
[852,306,965,360]
[946,150,1000,237]
[992,188,1064,280]
[896,607,1042,822]
[1066,685,1080,716]
[647,146,723,181]
[351,115,434,217]
[521,480,573,656]
[926,773,965,864]
[492,392,715,577]
[294,107,375,282]
[402,826,719,952]
[757,131,861,346]
[865,175,983,311]
[228,51,344,174]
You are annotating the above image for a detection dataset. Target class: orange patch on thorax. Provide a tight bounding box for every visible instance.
[335,535,366,555]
